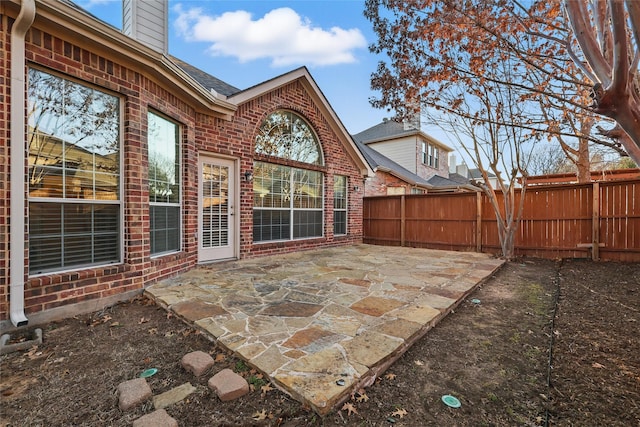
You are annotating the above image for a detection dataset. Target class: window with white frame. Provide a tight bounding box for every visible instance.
[148,111,181,255]
[431,144,439,168]
[253,111,324,242]
[333,175,347,235]
[27,68,121,274]
[423,142,439,168]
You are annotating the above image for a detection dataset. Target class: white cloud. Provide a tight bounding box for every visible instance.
[173,5,367,67]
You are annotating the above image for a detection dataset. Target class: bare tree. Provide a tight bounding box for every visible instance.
[427,61,532,259]
[527,144,572,176]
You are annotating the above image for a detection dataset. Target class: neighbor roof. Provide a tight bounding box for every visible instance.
[355,141,432,188]
[354,119,453,152]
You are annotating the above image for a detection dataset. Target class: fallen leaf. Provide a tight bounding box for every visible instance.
[356,392,369,403]
[139,317,149,324]
[592,362,605,369]
[110,322,121,327]
[342,402,357,416]
[392,408,407,418]
[214,353,226,362]
[252,409,268,420]
[166,312,173,319]
[261,384,274,396]
[148,328,158,335]
[414,360,424,366]
[255,373,264,379]
[385,373,397,380]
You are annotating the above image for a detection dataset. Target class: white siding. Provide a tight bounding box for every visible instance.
[122,0,168,54]
[368,136,418,173]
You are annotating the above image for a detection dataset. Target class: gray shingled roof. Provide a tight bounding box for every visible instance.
[355,141,432,187]
[447,173,474,184]
[170,56,241,97]
[353,119,418,143]
[428,175,470,187]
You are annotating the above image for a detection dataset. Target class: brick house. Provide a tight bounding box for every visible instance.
[354,119,476,196]
[1,0,371,328]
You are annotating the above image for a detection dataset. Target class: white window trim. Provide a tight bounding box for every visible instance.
[27,68,124,275]
[148,110,182,257]
[253,163,324,243]
[333,175,348,236]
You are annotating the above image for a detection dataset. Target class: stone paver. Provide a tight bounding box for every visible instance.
[132,409,178,427]
[152,382,197,409]
[208,368,250,401]
[146,244,504,414]
[181,350,215,376]
[117,378,152,411]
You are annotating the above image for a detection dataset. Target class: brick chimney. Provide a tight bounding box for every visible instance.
[122,0,168,54]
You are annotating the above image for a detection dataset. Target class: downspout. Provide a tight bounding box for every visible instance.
[10,0,36,327]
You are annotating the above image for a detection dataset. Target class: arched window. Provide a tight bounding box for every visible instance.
[255,110,323,165]
[253,111,324,242]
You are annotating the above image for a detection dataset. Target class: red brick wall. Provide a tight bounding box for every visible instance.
[365,170,416,197]
[1,18,364,321]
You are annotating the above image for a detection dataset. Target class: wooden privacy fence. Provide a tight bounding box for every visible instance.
[363,179,640,262]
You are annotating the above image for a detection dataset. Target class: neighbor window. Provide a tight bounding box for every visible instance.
[27,68,121,274]
[333,175,347,235]
[253,111,324,242]
[148,111,181,255]
[423,142,439,168]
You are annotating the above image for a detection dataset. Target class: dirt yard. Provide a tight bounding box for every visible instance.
[1,258,638,426]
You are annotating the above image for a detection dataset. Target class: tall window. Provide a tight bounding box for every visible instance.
[431,144,439,168]
[423,142,439,168]
[27,69,120,274]
[333,175,347,235]
[253,111,324,242]
[148,112,180,255]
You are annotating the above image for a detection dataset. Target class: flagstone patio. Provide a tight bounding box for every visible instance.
[145,244,504,415]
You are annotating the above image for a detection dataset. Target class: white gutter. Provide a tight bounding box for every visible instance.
[10,0,36,327]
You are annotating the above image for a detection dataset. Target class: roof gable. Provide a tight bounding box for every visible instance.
[228,67,372,178]
[354,119,454,152]
[356,141,432,188]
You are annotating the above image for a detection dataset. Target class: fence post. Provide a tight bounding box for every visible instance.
[476,192,482,253]
[400,195,406,247]
[592,182,600,261]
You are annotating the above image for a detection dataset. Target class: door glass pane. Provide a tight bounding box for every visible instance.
[202,162,229,248]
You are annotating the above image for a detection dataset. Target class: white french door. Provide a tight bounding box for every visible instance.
[198,156,236,262]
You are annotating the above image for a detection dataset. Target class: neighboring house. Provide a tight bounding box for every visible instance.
[1,0,372,328]
[356,141,432,196]
[356,141,476,196]
[448,161,500,189]
[354,118,453,182]
[354,120,476,196]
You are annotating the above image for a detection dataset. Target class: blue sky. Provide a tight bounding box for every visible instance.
[79,0,391,134]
